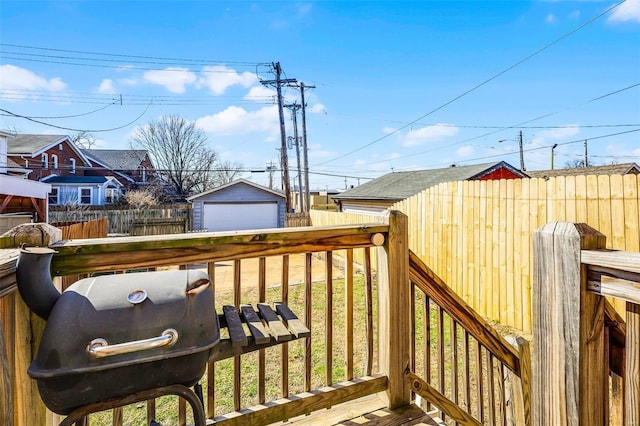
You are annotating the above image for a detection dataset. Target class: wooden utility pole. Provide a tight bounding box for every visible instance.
[261,62,296,212]
[518,130,525,172]
[300,82,314,213]
[584,140,588,167]
[285,103,303,213]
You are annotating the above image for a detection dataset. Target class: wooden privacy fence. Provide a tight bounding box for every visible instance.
[52,217,109,240]
[129,218,188,236]
[312,174,640,333]
[49,204,192,234]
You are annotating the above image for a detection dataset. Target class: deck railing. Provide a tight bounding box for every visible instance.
[408,252,530,425]
[0,212,531,425]
[533,222,639,425]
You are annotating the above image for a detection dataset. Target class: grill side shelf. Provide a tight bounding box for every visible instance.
[209,303,306,363]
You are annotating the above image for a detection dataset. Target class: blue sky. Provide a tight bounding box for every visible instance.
[1,0,639,190]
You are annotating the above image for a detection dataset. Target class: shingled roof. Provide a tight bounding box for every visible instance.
[334,161,524,201]
[8,134,91,165]
[526,163,640,179]
[83,149,149,171]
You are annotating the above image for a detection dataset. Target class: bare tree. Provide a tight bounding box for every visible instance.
[211,160,244,186]
[130,115,218,200]
[71,131,99,149]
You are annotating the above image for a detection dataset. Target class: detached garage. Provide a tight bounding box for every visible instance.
[188,179,286,232]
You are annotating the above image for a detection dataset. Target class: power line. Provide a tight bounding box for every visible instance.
[0,43,265,66]
[313,0,628,167]
[0,102,153,133]
[0,101,117,119]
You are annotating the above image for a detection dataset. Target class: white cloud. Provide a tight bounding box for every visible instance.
[609,0,640,23]
[297,3,312,18]
[143,67,197,93]
[195,105,279,136]
[118,78,138,86]
[568,10,581,20]
[401,124,459,147]
[456,146,475,157]
[354,159,367,167]
[197,65,257,95]
[309,103,327,114]
[382,126,398,135]
[532,125,580,144]
[389,152,401,159]
[0,65,66,98]
[98,79,115,93]
[546,14,556,23]
[244,85,275,101]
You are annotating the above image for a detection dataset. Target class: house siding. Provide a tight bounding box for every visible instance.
[477,167,522,181]
[10,141,87,181]
[190,182,285,231]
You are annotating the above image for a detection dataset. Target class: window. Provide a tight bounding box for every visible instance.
[41,153,48,169]
[59,144,63,151]
[78,187,92,204]
[105,188,119,204]
[70,158,76,174]
[51,154,58,170]
[48,188,59,205]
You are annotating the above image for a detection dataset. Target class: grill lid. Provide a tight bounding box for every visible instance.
[29,269,219,379]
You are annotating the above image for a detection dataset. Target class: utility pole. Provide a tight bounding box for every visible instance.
[267,160,275,189]
[285,103,303,213]
[518,130,526,172]
[584,140,589,167]
[299,82,314,213]
[261,62,296,212]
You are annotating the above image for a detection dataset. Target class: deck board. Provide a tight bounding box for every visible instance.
[271,394,437,426]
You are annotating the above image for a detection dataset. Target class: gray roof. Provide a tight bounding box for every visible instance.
[188,178,285,201]
[526,163,640,179]
[8,134,68,155]
[83,149,149,171]
[42,176,110,184]
[334,162,523,201]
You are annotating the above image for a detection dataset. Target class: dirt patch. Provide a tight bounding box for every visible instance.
[187,252,348,293]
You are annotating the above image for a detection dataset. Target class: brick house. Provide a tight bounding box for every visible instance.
[7,134,91,181]
[82,149,155,191]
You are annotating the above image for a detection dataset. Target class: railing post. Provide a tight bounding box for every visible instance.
[0,223,62,426]
[626,301,640,425]
[532,222,607,425]
[376,210,411,409]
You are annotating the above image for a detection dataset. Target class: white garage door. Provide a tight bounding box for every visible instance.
[203,202,278,231]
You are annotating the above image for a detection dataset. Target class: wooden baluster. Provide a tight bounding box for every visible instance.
[437,305,445,421]
[305,253,312,392]
[258,257,266,405]
[488,353,496,426]
[500,363,506,426]
[364,247,373,376]
[410,283,416,397]
[281,255,289,398]
[451,319,458,412]
[345,249,354,381]
[206,261,216,419]
[326,251,333,386]
[233,260,241,411]
[178,397,186,426]
[424,296,431,411]
[476,342,484,423]
[112,407,122,426]
[146,400,156,425]
[463,331,471,414]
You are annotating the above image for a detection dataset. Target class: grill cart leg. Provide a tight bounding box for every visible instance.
[59,384,206,426]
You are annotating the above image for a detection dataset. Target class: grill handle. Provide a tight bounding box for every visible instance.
[87,329,179,358]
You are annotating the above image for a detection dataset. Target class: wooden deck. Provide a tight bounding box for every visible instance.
[273,394,438,426]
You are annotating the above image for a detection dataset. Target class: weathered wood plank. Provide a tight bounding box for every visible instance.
[626,301,640,426]
[222,305,248,347]
[582,249,640,274]
[345,248,354,381]
[532,222,607,425]
[49,224,389,275]
[587,270,640,305]
[257,303,291,342]
[406,370,482,426]
[275,302,310,338]
[213,375,387,426]
[325,251,333,387]
[376,210,411,409]
[364,247,374,376]
[240,305,270,345]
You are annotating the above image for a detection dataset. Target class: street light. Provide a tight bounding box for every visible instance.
[551,144,558,170]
